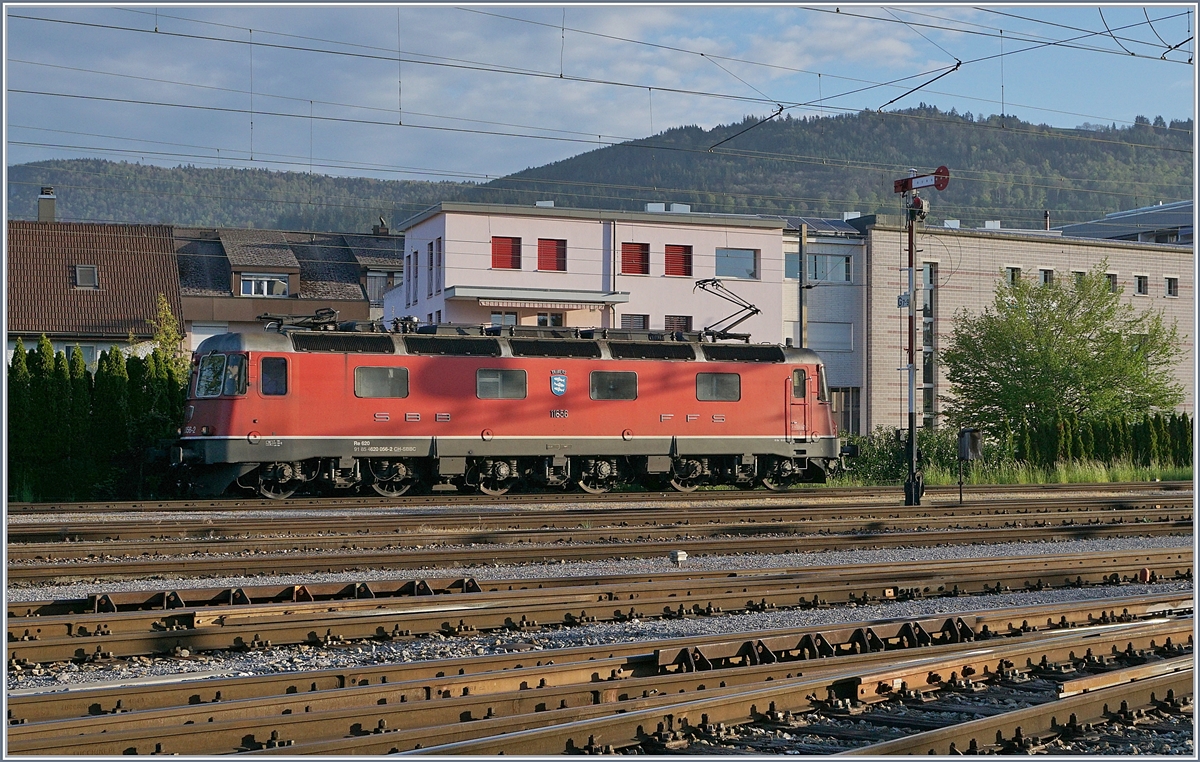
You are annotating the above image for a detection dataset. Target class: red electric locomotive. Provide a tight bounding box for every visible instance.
[175,319,849,498]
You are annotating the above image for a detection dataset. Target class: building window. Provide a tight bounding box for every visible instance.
[830,387,860,435]
[490,311,517,326]
[240,273,289,297]
[1039,268,1054,286]
[537,312,564,327]
[477,368,527,399]
[427,313,433,324]
[620,314,648,330]
[664,315,692,332]
[1135,275,1149,295]
[355,366,408,398]
[74,264,99,289]
[435,310,442,323]
[409,252,419,304]
[260,357,287,395]
[621,242,650,275]
[1107,273,1119,292]
[427,242,434,298]
[366,272,392,306]
[591,371,637,400]
[921,262,937,429]
[716,248,758,279]
[664,244,693,276]
[1166,277,1179,297]
[435,237,443,293]
[537,239,567,271]
[1005,266,1021,286]
[491,236,521,269]
[405,254,413,306]
[807,322,853,352]
[806,254,851,282]
[1072,271,1086,288]
[696,372,740,401]
[785,247,800,279]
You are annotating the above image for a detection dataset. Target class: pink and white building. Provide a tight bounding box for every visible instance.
[385,202,786,342]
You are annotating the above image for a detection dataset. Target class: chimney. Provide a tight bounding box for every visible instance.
[1043,210,1050,231]
[372,216,389,236]
[37,187,55,223]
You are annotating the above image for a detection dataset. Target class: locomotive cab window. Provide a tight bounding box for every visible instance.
[696,372,740,401]
[355,366,409,398]
[222,354,248,396]
[260,357,287,396]
[792,369,807,398]
[591,371,637,400]
[196,353,226,398]
[477,369,526,399]
[817,365,829,403]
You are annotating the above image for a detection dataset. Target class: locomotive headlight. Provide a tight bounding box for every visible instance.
[200,426,213,436]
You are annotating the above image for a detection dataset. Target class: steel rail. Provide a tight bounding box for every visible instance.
[245,622,1193,755]
[7,612,1191,755]
[9,592,1188,725]
[839,665,1194,755]
[7,496,1190,552]
[9,548,1192,620]
[7,549,1191,664]
[8,522,1192,583]
[7,480,1189,515]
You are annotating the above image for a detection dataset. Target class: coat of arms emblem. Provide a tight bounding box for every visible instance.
[550,373,568,396]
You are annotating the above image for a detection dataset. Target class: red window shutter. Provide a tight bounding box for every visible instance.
[621,242,649,275]
[664,244,692,276]
[492,237,521,269]
[538,239,566,271]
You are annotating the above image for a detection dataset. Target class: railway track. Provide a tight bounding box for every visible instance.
[6,593,1191,755]
[7,548,1191,665]
[9,520,1192,584]
[6,479,1189,515]
[7,494,1192,548]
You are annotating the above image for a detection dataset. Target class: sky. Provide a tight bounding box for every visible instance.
[4,3,1196,185]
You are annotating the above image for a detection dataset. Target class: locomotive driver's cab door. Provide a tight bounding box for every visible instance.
[789,368,809,440]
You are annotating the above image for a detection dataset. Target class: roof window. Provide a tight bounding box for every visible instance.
[75,264,99,289]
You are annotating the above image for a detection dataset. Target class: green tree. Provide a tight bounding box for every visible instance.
[91,346,130,495]
[68,346,93,498]
[940,264,1184,438]
[147,293,189,380]
[7,338,32,500]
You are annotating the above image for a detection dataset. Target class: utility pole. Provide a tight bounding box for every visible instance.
[893,166,949,506]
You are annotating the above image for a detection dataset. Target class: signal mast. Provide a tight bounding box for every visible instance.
[892,166,949,506]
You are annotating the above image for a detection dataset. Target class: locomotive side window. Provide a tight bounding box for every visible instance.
[222,354,247,396]
[477,369,526,399]
[355,366,409,398]
[792,369,808,398]
[817,365,829,402]
[196,354,226,398]
[696,372,740,401]
[591,371,637,400]
[260,357,288,396]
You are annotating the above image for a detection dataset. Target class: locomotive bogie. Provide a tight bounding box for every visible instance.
[177,329,846,498]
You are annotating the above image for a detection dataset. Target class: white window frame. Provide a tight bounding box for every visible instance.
[1165,276,1179,298]
[74,264,99,289]
[239,273,289,297]
[1134,273,1150,296]
[1004,266,1021,285]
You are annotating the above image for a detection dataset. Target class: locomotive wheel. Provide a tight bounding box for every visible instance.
[371,479,413,497]
[259,479,298,500]
[668,477,699,493]
[478,479,514,496]
[577,478,611,494]
[759,475,790,492]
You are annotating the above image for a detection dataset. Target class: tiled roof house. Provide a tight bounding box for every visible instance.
[175,227,404,349]
[6,220,183,365]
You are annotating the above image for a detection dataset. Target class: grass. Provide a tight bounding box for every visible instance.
[919,459,1192,487]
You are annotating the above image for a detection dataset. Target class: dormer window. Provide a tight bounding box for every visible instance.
[75,264,99,289]
[240,273,289,297]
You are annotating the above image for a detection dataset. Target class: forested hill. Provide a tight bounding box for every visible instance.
[8,106,1192,232]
